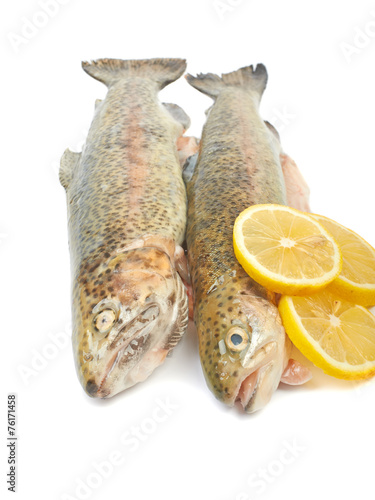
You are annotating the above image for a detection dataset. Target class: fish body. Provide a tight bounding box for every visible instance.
[60,58,190,398]
[185,65,306,412]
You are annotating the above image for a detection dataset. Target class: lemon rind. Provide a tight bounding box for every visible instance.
[311,213,375,306]
[233,204,343,296]
[279,296,375,380]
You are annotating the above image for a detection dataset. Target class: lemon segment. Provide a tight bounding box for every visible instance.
[311,214,375,306]
[279,290,375,379]
[233,204,342,295]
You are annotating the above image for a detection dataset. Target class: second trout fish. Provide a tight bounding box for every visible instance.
[185,64,311,413]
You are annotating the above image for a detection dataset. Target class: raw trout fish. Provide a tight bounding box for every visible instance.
[60,58,192,398]
[185,65,310,413]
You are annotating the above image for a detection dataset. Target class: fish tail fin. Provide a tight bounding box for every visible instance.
[186,63,268,100]
[82,58,187,89]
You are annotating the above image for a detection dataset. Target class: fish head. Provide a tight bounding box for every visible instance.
[199,274,288,413]
[73,246,188,398]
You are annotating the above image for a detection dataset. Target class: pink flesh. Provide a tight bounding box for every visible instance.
[280,152,311,212]
[280,359,312,385]
[236,370,259,408]
[176,136,199,167]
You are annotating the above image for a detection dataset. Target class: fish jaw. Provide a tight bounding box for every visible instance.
[94,304,161,397]
[73,245,188,398]
[197,274,289,412]
[237,335,289,413]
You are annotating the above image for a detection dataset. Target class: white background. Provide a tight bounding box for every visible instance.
[2,1,375,499]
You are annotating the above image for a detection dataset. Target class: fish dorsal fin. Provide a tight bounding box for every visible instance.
[264,120,280,142]
[59,148,81,189]
[205,104,213,116]
[162,102,191,131]
[182,152,198,184]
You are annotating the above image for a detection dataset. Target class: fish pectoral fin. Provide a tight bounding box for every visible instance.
[173,245,194,318]
[186,284,194,320]
[280,359,312,385]
[182,152,198,184]
[163,102,191,131]
[280,152,311,213]
[95,98,102,109]
[59,148,81,189]
[174,245,190,284]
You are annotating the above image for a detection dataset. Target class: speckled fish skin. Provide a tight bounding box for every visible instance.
[185,65,291,413]
[60,58,189,398]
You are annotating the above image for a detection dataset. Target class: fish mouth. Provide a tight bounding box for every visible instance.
[234,341,277,410]
[236,369,260,409]
[95,305,160,397]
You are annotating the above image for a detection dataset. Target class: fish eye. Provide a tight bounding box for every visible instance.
[225,327,249,352]
[94,309,116,335]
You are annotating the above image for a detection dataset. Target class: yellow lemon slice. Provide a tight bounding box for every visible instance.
[233,204,342,295]
[279,290,375,379]
[311,214,375,306]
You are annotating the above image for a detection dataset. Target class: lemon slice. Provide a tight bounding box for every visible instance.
[310,214,375,306]
[233,204,342,295]
[279,290,375,379]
